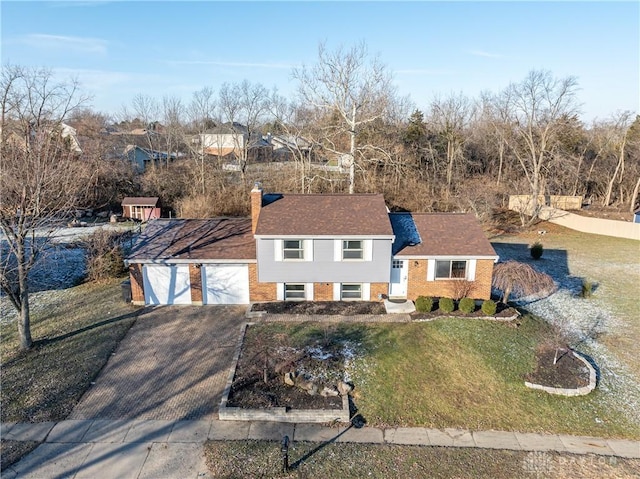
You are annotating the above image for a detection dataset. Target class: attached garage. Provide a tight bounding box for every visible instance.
[143,264,192,305]
[202,264,250,304]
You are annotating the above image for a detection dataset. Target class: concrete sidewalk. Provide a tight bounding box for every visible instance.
[2,419,639,478]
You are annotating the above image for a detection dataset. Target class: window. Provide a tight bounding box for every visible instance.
[284,284,306,300]
[342,240,363,260]
[435,260,467,279]
[283,240,304,260]
[341,283,362,300]
[392,259,403,269]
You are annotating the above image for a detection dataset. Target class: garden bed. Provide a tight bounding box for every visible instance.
[251,301,386,315]
[220,323,357,423]
[410,301,518,321]
[525,346,590,389]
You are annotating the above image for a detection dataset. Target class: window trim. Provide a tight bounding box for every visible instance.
[284,283,306,301]
[340,283,362,301]
[283,239,304,260]
[342,240,364,260]
[434,260,468,280]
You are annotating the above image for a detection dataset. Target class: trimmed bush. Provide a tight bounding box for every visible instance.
[438,297,455,313]
[459,297,475,314]
[415,296,433,313]
[581,279,593,298]
[530,241,544,260]
[481,299,497,316]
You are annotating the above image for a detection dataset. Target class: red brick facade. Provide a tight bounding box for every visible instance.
[189,264,203,304]
[406,259,493,300]
[248,263,277,301]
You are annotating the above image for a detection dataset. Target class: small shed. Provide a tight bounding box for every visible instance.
[122,197,160,221]
[634,209,640,224]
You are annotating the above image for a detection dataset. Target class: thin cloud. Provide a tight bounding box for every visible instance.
[469,50,503,59]
[167,60,294,69]
[19,34,108,54]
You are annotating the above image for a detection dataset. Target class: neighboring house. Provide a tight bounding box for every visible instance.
[121,197,161,221]
[199,122,273,162]
[269,134,312,161]
[124,145,179,172]
[126,184,498,305]
[0,121,82,155]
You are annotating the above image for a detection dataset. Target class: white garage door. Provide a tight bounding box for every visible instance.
[143,265,192,305]
[202,264,250,304]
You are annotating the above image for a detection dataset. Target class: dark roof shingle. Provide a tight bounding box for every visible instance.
[391,213,497,257]
[127,218,255,262]
[254,194,393,236]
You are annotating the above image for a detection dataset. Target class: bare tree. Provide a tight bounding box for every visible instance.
[185,87,217,194]
[1,65,90,349]
[496,70,579,224]
[218,80,269,179]
[600,112,633,206]
[492,261,557,304]
[293,42,395,193]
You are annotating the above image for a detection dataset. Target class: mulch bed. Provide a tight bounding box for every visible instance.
[525,346,590,389]
[226,325,347,410]
[410,302,518,321]
[251,301,386,315]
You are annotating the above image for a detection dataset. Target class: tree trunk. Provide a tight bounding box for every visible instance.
[17,244,32,349]
[629,176,640,213]
[349,107,356,194]
[603,136,626,206]
[496,141,504,186]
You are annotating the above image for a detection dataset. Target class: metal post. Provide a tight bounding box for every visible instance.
[281,435,289,473]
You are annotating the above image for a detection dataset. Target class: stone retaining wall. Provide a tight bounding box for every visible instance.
[524,350,597,397]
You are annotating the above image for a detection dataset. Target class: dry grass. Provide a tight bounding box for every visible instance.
[0,440,40,472]
[0,279,141,422]
[204,440,640,479]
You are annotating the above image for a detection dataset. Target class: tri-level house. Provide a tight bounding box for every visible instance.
[126,184,498,305]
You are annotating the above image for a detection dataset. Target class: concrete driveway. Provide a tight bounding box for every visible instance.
[69,306,246,421]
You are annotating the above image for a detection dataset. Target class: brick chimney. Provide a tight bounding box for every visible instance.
[251,182,263,233]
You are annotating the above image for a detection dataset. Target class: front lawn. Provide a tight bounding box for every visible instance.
[248,320,640,439]
[204,440,640,479]
[0,279,141,422]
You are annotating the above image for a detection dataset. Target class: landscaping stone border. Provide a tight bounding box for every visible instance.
[524,350,597,396]
[218,322,351,424]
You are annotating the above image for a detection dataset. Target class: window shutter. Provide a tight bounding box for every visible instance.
[304,239,313,261]
[334,240,342,261]
[362,283,371,301]
[333,282,341,300]
[364,240,373,261]
[306,283,314,300]
[276,283,284,301]
[467,260,476,281]
[427,260,435,281]
[274,239,283,261]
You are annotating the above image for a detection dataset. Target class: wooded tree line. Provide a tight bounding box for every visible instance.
[71,45,640,222]
[1,45,639,348]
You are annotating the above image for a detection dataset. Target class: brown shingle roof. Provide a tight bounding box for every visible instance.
[127,218,255,262]
[254,194,393,236]
[122,197,159,206]
[392,213,497,257]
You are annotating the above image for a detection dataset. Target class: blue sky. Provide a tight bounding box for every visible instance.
[2,1,638,122]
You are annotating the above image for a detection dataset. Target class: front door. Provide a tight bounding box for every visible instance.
[389,259,408,297]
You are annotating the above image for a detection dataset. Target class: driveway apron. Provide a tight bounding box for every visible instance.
[69,305,245,421]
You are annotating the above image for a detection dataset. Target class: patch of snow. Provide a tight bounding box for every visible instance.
[306,346,333,360]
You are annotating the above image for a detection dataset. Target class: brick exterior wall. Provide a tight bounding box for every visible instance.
[189,264,203,304]
[369,283,388,301]
[248,263,277,301]
[129,264,145,304]
[406,259,493,300]
[313,283,333,301]
[251,186,262,233]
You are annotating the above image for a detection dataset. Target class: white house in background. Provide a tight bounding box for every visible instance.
[269,134,312,161]
[199,122,273,162]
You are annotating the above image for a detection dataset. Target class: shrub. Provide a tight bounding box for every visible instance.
[438,297,455,313]
[530,241,544,260]
[415,296,433,312]
[581,279,593,298]
[481,299,497,316]
[84,229,129,282]
[459,297,475,314]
